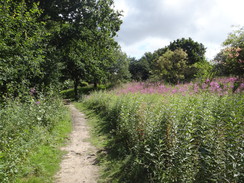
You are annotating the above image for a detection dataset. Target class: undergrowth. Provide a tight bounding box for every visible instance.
[0,96,72,183]
[81,91,244,183]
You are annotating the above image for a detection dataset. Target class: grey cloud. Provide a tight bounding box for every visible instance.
[114,0,242,59]
[117,0,215,45]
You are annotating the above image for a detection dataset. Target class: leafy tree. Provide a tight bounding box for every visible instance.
[24,0,83,87]
[24,0,84,22]
[168,37,206,80]
[108,48,131,83]
[0,0,123,101]
[216,26,244,78]
[0,1,47,98]
[131,38,207,83]
[129,57,150,81]
[151,48,188,84]
[223,26,244,48]
[60,38,89,99]
[168,37,206,64]
[85,35,121,88]
[55,0,122,98]
[193,60,213,81]
[129,52,156,81]
[213,49,231,76]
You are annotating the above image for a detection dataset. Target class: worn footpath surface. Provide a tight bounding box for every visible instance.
[55,104,99,183]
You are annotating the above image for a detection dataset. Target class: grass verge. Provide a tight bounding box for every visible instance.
[73,102,127,183]
[16,110,72,183]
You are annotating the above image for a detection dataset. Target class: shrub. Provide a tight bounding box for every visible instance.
[0,96,70,182]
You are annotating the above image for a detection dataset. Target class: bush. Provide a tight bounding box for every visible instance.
[0,96,71,182]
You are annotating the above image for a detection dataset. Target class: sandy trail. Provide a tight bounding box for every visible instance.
[55,104,99,183]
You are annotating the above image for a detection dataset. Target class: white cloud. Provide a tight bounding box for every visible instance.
[113,0,130,19]
[114,0,244,60]
[118,37,171,58]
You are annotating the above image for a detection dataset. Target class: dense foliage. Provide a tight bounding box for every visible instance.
[151,48,188,83]
[83,88,243,182]
[129,38,209,83]
[214,26,244,78]
[0,96,71,182]
[129,56,151,81]
[168,38,206,65]
[57,0,123,98]
[0,1,48,99]
[0,0,123,100]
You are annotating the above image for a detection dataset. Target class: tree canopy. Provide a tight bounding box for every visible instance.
[0,0,123,100]
[167,38,207,81]
[168,38,206,65]
[214,26,244,78]
[129,38,207,83]
[151,48,188,84]
[0,1,47,98]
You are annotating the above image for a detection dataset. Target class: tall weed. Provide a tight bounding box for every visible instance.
[83,91,244,182]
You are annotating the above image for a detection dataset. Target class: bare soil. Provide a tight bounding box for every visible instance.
[55,104,99,183]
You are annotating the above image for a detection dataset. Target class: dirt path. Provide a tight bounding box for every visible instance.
[55,104,99,183]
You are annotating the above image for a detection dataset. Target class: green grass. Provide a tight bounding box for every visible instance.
[16,146,62,183]
[16,106,72,183]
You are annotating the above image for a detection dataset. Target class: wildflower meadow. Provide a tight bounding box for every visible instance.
[82,77,244,182]
[117,77,244,96]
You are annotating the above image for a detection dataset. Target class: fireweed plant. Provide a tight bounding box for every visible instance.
[82,78,244,182]
[116,77,243,96]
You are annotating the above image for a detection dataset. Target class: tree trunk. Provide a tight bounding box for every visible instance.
[94,78,98,88]
[74,78,79,100]
[94,82,97,88]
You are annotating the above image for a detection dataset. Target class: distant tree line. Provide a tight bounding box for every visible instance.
[129,38,209,83]
[129,28,244,84]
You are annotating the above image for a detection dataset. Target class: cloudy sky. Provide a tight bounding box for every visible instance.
[113,0,243,60]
